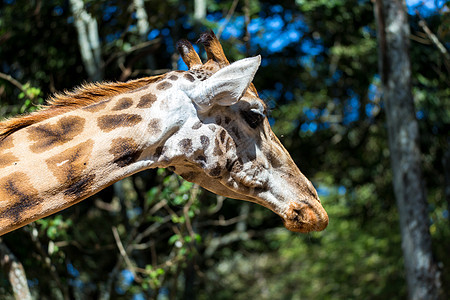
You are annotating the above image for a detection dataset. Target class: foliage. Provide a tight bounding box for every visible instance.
[0,0,448,299]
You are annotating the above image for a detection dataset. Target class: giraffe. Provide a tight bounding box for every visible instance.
[0,31,328,236]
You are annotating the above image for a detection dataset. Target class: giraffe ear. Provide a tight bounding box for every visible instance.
[184,55,261,111]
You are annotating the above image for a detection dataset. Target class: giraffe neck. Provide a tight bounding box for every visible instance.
[0,78,189,235]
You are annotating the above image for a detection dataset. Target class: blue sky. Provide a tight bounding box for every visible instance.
[406,0,447,15]
[175,0,446,70]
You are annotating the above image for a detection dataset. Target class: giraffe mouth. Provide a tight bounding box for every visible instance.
[282,200,328,233]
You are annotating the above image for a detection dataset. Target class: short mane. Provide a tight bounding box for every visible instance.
[0,75,164,139]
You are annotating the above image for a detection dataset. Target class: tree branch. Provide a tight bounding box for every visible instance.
[0,240,32,300]
[112,226,141,283]
[27,225,70,300]
[415,9,450,73]
[0,72,27,94]
[217,0,239,39]
[183,185,200,238]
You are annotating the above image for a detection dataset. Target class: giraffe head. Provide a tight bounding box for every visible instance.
[0,31,327,234]
[153,32,328,233]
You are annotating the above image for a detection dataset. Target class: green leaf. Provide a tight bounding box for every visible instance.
[168,234,180,245]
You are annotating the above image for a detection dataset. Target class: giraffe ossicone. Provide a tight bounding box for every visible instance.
[0,31,328,235]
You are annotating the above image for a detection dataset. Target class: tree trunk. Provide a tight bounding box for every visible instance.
[133,0,156,70]
[374,0,442,299]
[194,0,206,22]
[134,0,150,40]
[69,0,103,81]
[0,240,32,300]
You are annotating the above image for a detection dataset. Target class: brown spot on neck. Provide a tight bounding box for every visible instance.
[28,116,86,153]
[110,137,143,167]
[0,135,14,152]
[97,114,142,132]
[137,93,157,108]
[184,73,195,82]
[0,153,18,168]
[64,174,96,198]
[156,81,172,90]
[0,172,42,223]
[46,140,95,199]
[112,97,134,111]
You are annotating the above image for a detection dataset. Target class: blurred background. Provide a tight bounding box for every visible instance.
[0,0,448,299]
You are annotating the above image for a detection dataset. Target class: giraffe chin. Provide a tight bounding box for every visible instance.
[282,200,329,233]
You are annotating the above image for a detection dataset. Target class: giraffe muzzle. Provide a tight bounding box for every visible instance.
[283,199,329,233]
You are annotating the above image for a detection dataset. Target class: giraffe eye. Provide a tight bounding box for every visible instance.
[240,109,265,129]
